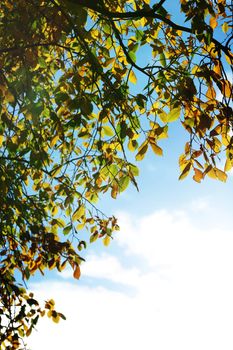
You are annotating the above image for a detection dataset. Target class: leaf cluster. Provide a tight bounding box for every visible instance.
[0,0,232,347]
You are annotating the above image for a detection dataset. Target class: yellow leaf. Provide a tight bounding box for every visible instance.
[206,86,216,100]
[209,17,218,29]
[102,125,114,137]
[179,162,191,180]
[76,222,85,230]
[72,205,85,221]
[50,135,59,148]
[193,168,203,183]
[222,22,229,33]
[52,316,60,324]
[104,57,115,67]
[213,62,221,76]
[129,70,137,84]
[225,53,233,65]
[206,167,217,179]
[111,182,118,199]
[224,158,233,172]
[158,111,168,123]
[149,142,163,156]
[135,141,148,161]
[215,168,227,182]
[128,139,138,152]
[103,235,111,247]
[167,107,181,122]
[221,80,232,98]
[52,206,58,216]
[73,264,81,279]
[0,135,4,147]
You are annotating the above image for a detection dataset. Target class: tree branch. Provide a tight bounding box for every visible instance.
[69,0,232,60]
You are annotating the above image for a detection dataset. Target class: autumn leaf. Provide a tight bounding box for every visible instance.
[103,235,111,247]
[136,141,148,161]
[73,264,81,279]
[0,0,232,347]
[167,107,181,122]
[129,70,137,84]
[72,205,85,221]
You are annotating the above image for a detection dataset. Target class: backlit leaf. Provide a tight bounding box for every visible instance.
[129,70,137,84]
[210,17,218,29]
[179,162,191,180]
[72,205,85,221]
[167,107,181,122]
[150,142,163,156]
[103,235,111,247]
[136,141,148,161]
[73,264,81,279]
[222,22,229,33]
[193,168,203,183]
[215,168,227,182]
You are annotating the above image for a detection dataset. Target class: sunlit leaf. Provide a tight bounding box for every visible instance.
[149,142,163,156]
[135,141,148,161]
[179,162,191,180]
[167,107,181,122]
[73,264,81,279]
[129,70,137,84]
[215,168,227,182]
[72,205,85,221]
[103,235,111,247]
[193,168,203,183]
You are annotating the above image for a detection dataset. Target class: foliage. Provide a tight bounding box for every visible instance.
[0,0,232,348]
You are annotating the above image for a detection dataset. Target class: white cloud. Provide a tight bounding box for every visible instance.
[61,252,142,287]
[27,208,233,350]
[190,197,210,211]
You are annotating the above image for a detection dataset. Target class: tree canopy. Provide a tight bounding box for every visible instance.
[0,0,232,348]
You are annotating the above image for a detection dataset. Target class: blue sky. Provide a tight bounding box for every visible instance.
[26,1,233,349]
[27,128,233,350]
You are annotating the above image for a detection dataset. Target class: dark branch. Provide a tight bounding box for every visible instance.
[70,0,232,60]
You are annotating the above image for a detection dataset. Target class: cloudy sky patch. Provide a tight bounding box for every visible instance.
[28,207,233,350]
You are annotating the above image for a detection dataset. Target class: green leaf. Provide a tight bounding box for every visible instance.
[128,51,136,63]
[63,225,72,235]
[167,107,181,122]
[102,125,114,137]
[159,52,166,67]
[90,232,98,243]
[129,164,139,176]
[119,176,130,192]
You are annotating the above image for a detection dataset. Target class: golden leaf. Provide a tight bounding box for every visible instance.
[215,168,227,182]
[206,86,216,100]
[179,162,191,180]
[0,135,4,147]
[193,168,203,183]
[150,142,163,156]
[129,69,137,84]
[72,205,85,221]
[73,264,81,279]
[224,158,233,172]
[209,17,218,29]
[135,141,148,161]
[221,80,232,98]
[222,22,229,33]
[167,107,181,122]
[103,235,111,247]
